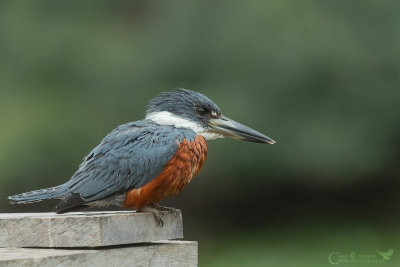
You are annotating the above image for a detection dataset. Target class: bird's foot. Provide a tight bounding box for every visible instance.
[153,204,179,217]
[139,204,165,227]
[139,204,179,226]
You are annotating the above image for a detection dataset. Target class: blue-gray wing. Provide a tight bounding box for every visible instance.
[63,120,197,202]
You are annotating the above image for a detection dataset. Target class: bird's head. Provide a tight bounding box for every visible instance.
[146,88,275,144]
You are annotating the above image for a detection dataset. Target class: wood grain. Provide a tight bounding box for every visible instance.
[0,241,197,267]
[0,211,183,248]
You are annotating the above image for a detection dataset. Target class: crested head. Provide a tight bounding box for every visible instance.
[146,88,221,120]
[146,89,223,139]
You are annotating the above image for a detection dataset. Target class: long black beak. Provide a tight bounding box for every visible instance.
[209,116,275,144]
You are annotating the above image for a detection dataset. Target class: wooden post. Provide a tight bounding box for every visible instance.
[0,211,198,266]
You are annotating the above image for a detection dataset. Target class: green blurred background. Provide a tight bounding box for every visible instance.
[1,1,400,266]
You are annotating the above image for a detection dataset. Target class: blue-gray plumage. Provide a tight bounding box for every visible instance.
[9,120,197,211]
[9,88,275,222]
[66,121,197,201]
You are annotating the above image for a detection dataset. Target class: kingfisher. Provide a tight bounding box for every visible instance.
[9,89,275,225]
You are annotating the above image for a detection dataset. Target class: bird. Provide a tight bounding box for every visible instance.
[376,249,393,260]
[8,89,275,225]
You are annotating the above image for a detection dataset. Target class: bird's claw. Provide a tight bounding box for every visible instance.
[139,204,165,227]
[152,209,165,227]
[153,204,179,217]
[139,204,179,227]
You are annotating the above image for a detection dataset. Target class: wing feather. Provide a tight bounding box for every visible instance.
[64,120,196,202]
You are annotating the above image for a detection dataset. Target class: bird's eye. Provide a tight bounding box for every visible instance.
[196,108,208,115]
[211,111,217,117]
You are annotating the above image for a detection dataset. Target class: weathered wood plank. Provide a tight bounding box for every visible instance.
[0,211,183,247]
[0,240,197,267]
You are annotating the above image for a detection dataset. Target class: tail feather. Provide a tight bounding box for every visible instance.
[8,185,66,204]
